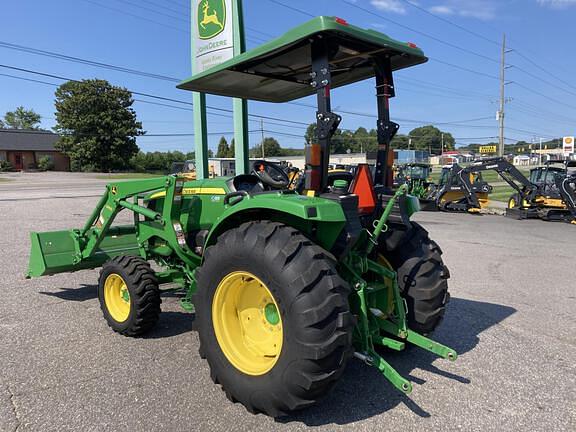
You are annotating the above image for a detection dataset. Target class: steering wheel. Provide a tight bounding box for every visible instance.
[251,160,290,189]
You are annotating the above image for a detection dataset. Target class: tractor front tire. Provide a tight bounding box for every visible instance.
[195,221,353,417]
[98,256,161,337]
[379,222,450,334]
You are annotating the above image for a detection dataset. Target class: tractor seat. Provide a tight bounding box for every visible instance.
[227,174,265,194]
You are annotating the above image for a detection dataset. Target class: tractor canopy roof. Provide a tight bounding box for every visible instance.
[177,16,427,103]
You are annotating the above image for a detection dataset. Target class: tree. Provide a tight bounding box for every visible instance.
[391,134,409,150]
[37,156,55,171]
[304,123,316,146]
[227,138,236,158]
[3,106,41,129]
[408,125,455,154]
[251,137,282,157]
[54,79,143,172]
[216,136,230,158]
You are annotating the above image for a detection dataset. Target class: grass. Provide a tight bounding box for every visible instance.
[430,165,532,184]
[489,185,515,203]
[93,173,163,180]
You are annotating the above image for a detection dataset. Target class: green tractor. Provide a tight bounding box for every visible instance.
[27,17,455,417]
[394,162,436,210]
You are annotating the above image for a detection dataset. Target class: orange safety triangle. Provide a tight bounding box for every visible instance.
[350,164,377,215]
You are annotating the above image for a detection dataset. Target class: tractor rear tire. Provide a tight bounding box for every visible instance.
[194,221,353,417]
[98,256,161,337]
[379,222,450,334]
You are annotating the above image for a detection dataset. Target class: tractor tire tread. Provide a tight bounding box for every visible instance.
[194,220,353,417]
[379,222,450,334]
[98,255,161,337]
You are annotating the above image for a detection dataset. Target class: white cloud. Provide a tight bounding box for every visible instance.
[428,1,498,20]
[536,0,576,9]
[429,5,454,15]
[370,0,407,14]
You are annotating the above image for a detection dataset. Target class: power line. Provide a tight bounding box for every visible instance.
[0,41,180,82]
[267,0,502,80]
[429,58,499,81]
[0,39,501,121]
[265,0,315,18]
[0,64,311,127]
[0,129,235,138]
[513,81,576,112]
[81,0,264,45]
[81,0,187,34]
[1,63,558,142]
[339,0,500,65]
[397,0,500,47]
[510,62,576,99]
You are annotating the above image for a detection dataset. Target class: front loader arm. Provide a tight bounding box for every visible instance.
[78,177,170,260]
[28,176,199,278]
[557,174,576,219]
[460,158,539,205]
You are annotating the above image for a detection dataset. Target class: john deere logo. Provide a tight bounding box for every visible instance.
[198,0,226,40]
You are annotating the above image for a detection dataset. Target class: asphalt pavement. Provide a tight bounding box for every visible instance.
[0,173,574,431]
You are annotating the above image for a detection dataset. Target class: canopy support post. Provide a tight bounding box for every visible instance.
[373,56,399,190]
[305,38,341,194]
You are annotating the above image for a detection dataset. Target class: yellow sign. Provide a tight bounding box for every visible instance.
[479,145,497,154]
[564,136,575,155]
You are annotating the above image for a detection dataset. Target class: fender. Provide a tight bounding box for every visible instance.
[203,192,347,255]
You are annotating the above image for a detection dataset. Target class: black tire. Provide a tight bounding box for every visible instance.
[194,221,353,417]
[98,255,161,336]
[378,222,450,334]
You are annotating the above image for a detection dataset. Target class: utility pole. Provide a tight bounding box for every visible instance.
[441,133,444,155]
[260,118,265,158]
[539,137,543,166]
[498,34,507,157]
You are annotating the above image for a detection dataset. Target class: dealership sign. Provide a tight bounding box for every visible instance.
[479,145,497,154]
[564,136,574,156]
[193,0,234,74]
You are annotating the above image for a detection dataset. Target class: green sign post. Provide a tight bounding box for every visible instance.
[191,0,249,178]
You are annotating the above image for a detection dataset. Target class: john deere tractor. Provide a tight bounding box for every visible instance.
[28,17,455,417]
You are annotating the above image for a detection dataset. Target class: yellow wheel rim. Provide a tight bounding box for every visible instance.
[508,198,516,209]
[104,273,131,323]
[212,271,283,376]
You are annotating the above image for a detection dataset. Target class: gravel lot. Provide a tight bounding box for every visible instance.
[1,173,575,432]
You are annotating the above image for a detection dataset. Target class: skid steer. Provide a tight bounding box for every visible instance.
[27,17,456,416]
[507,159,576,223]
[427,163,493,213]
[428,157,576,222]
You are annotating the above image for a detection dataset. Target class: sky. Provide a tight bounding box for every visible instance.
[1,0,575,154]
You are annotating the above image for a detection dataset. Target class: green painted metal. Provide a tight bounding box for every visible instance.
[232,0,250,175]
[177,16,427,102]
[27,173,458,397]
[264,303,280,325]
[201,190,347,252]
[193,92,209,179]
[27,16,459,399]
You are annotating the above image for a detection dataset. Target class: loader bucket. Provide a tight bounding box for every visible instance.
[27,226,139,278]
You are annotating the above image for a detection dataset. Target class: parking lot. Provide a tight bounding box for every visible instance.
[1,173,575,432]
